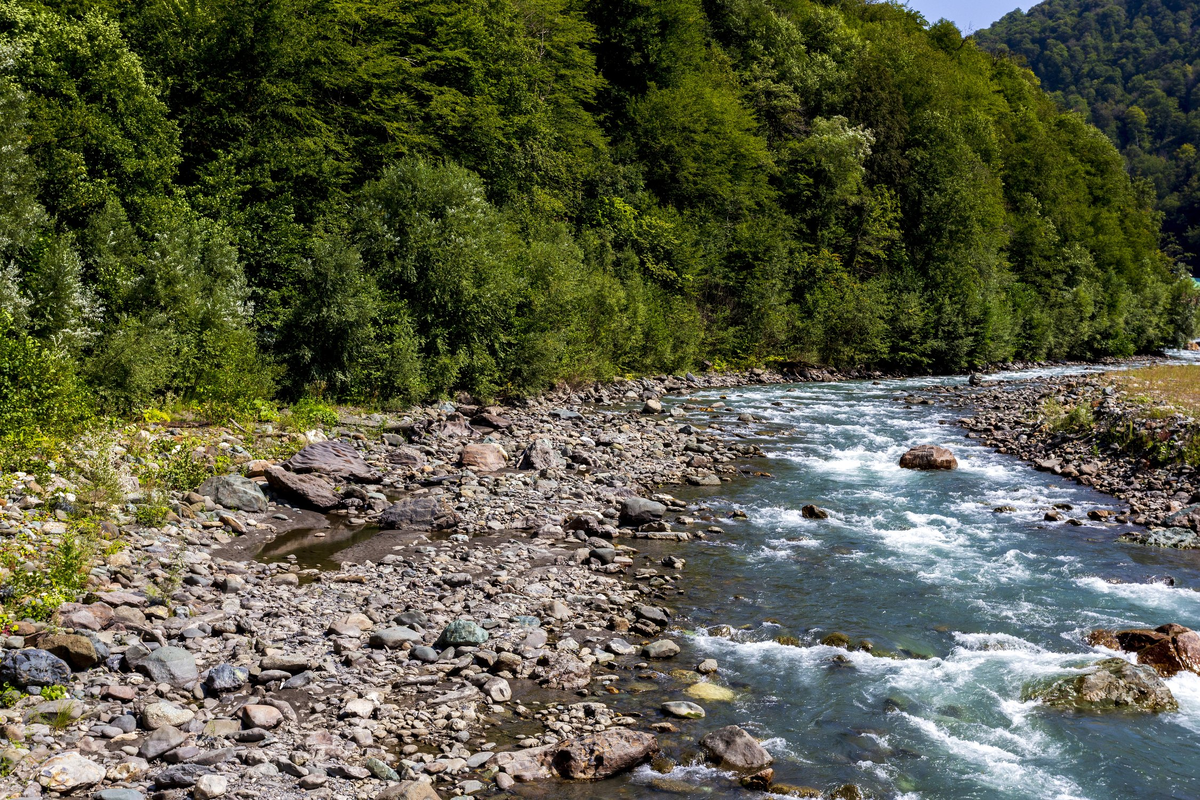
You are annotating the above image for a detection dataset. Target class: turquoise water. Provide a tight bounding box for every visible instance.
[620,364,1200,800]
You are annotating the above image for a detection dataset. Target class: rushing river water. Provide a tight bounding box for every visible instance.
[609,361,1200,800]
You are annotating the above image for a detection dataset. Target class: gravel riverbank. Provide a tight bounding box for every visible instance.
[0,366,863,800]
[4,358,1198,800]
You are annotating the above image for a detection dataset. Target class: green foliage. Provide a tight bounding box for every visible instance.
[0,518,97,621]
[39,684,66,701]
[0,0,1191,435]
[978,0,1200,277]
[285,398,339,431]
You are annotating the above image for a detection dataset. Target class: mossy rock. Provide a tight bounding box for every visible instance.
[820,632,851,648]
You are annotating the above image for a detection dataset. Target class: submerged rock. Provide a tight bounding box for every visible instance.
[1026,658,1177,712]
[899,445,958,470]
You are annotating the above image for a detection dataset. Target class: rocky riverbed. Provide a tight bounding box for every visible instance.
[0,367,878,800]
[5,358,1200,800]
[938,367,1200,545]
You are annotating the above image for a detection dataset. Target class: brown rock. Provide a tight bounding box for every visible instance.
[550,729,660,780]
[1114,628,1168,653]
[899,445,958,470]
[801,505,828,520]
[699,725,774,770]
[282,440,380,482]
[265,466,339,510]
[1085,629,1120,650]
[460,443,508,472]
[34,633,99,670]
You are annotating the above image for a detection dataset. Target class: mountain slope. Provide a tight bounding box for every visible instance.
[977,0,1200,274]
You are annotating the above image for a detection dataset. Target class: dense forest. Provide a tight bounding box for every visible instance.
[978,0,1200,276]
[1,0,1196,449]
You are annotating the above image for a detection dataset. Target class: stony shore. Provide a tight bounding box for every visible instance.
[938,367,1200,545]
[4,357,1198,800]
[0,365,867,800]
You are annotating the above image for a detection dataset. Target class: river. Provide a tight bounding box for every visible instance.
[609,360,1200,800]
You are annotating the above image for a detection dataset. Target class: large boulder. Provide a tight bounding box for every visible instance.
[265,466,339,511]
[700,725,774,770]
[899,445,958,470]
[460,443,508,472]
[620,497,667,527]
[1026,658,1177,712]
[282,440,380,482]
[196,475,267,513]
[379,496,459,531]
[1088,623,1200,677]
[0,649,71,689]
[518,439,564,471]
[550,729,660,780]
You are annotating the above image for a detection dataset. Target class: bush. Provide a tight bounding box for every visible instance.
[0,313,93,469]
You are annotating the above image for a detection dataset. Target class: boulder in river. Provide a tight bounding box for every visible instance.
[801,504,828,520]
[699,725,774,770]
[899,445,958,470]
[1086,624,1200,677]
[1025,657,1177,712]
[620,497,666,526]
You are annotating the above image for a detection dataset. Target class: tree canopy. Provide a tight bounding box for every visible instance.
[0,0,1193,421]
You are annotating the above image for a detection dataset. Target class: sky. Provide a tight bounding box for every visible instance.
[903,1,1038,33]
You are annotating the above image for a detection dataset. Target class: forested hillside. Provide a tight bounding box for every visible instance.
[1,0,1195,447]
[978,0,1200,275]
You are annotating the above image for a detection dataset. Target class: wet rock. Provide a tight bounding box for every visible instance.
[1088,624,1200,678]
[1120,527,1200,549]
[460,443,508,472]
[379,496,459,531]
[0,649,71,689]
[899,445,958,470]
[196,475,268,513]
[699,725,774,770]
[1027,658,1177,712]
[519,439,564,471]
[550,729,660,780]
[643,640,680,659]
[36,751,105,792]
[620,497,666,526]
[801,505,828,520]
[283,440,381,482]
[265,466,339,511]
[1165,504,1200,531]
[662,701,705,719]
[685,682,735,702]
